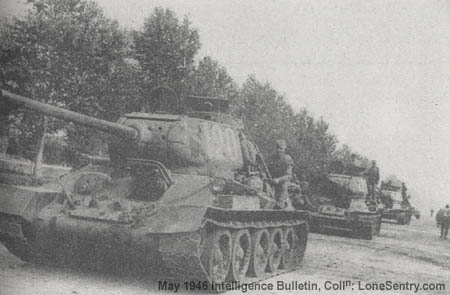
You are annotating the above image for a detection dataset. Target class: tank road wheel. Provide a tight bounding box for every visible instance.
[281,227,297,269]
[228,229,251,281]
[205,229,232,283]
[267,228,283,272]
[248,229,270,277]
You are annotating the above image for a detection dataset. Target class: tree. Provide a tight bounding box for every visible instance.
[187,56,238,102]
[233,75,338,182]
[291,111,337,180]
[233,76,295,160]
[0,0,140,167]
[133,7,200,96]
[333,144,370,170]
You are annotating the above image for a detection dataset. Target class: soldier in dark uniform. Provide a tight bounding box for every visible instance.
[366,160,380,201]
[440,205,450,239]
[268,140,294,209]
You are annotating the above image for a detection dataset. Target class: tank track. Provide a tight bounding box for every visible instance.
[308,212,381,240]
[159,208,309,290]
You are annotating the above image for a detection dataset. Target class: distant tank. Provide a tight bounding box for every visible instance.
[291,169,381,240]
[377,181,420,225]
[0,89,309,285]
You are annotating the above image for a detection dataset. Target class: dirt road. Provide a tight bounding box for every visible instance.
[1,217,449,295]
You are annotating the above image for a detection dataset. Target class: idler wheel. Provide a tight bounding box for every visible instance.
[204,229,232,283]
[248,229,270,277]
[227,229,251,281]
[281,227,297,269]
[267,228,283,272]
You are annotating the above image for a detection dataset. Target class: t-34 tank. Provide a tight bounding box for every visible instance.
[0,89,309,285]
[377,181,420,225]
[292,172,381,240]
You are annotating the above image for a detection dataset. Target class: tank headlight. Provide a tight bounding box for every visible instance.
[211,178,226,193]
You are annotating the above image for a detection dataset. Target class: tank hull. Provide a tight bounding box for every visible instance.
[0,178,310,285]
[291,173,382,240]
[307,211,381,240]
[382,209,413,225]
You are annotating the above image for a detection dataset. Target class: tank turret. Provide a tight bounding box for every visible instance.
[1,90,245,178]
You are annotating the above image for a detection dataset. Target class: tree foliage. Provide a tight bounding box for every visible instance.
[232,76,338,180]
[187,56,238,101]
[133,7,200,96]
[0,0,141,163]
[0,2,373,186]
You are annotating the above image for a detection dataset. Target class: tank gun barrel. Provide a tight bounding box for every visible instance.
[1,90,138,140]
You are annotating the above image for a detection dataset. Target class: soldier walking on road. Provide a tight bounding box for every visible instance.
[440,205,450,239]
[366,160,380,202]
[268,140,294,209]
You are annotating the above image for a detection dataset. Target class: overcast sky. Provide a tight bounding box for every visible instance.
[2,0,450,211]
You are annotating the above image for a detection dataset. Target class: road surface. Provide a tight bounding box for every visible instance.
[1,217,448,295]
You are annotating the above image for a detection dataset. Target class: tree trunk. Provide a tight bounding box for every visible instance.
[32,117,48,177]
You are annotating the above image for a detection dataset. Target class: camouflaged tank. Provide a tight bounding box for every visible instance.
[291,172,381,240]
[0,89,309,285]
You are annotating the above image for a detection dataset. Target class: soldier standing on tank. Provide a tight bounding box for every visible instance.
[239,132,258,174]
[267,140,294,209]
[365,160,380,202]
[401,182,408,201]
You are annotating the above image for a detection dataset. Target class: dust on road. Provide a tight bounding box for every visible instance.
[1,217,449,295]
